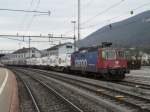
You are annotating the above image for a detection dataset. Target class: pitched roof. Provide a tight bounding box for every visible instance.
[47,42,72,51]
[13,47,40,54]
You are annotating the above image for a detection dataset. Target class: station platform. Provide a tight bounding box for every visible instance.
[0,67,19,112]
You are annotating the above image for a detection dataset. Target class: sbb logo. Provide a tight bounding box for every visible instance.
[75,59,87,67]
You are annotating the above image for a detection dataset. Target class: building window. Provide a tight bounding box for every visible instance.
[32,50,35,53]
[66,45,72,48]
[32,54,35,58]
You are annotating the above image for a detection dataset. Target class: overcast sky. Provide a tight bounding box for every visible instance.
[0,0,150,51]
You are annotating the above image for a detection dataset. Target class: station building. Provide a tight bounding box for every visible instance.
[41,42,75,67]
[1,47,41,64]
[1,47,41,61]
[13,47,41,59]
[43,42,75,57]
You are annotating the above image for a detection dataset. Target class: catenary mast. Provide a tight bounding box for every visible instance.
[78,0,80,41]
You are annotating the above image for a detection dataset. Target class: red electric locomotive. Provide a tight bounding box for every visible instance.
[71,42,129,80]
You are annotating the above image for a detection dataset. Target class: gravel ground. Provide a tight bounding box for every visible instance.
[15,70,79,112]
[12,67,150,112]
[34,74,128,112]
[126,66,150,84]
[15,73,37,112]
[25,69,143,112]
[127,66,150,77]
[36,69,150,100]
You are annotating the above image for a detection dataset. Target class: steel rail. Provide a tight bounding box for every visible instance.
[17,69,84,112]
[27,68,150,112]
[14,71,41,112]
[117,81,150,90]
[17,68,130,112]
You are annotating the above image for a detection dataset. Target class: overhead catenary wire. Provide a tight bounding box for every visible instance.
[63,0,77,36]
[82,0,94,8]
[18,0,35,31]
[83,18,139,36]
[63,0,125,36]
[0,36,64,43]
[18,0,35,51]
[1,37,23,41]
[81,0,125,26]
[81,1,150,30]
[63,1,150,37]
[24,0,41,51]
[25,0,41,33]
[0,8,50,14]
[22,0,50,35]
[0,34,74,39]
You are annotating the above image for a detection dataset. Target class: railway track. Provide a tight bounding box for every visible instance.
[17,68,150,112]
[116,81,150,90]
[125,76,150,86]
[12,68,132,112]
[14,70,83,112]
[14,71,40,112]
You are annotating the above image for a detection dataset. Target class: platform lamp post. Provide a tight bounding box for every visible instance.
[71,20,76,52]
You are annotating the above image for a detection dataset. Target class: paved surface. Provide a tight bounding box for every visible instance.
[0,67,19,112]
[127,66,150,78]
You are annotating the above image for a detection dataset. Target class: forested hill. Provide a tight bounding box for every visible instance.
[77,10,150,51]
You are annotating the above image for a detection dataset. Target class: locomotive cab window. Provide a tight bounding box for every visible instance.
[106,50,116,60]
[117,51,125,59]
[125,51,129,59]
[102,50,106,60]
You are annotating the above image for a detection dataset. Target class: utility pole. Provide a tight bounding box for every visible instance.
[48,34,52,48]
[29,36,31,60]
[71,21,76,52]
[78,0,80,41]
[18,43,21,49]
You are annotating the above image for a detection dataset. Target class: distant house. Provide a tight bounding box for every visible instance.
[1,47,41,60]
[14,47,41,59]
